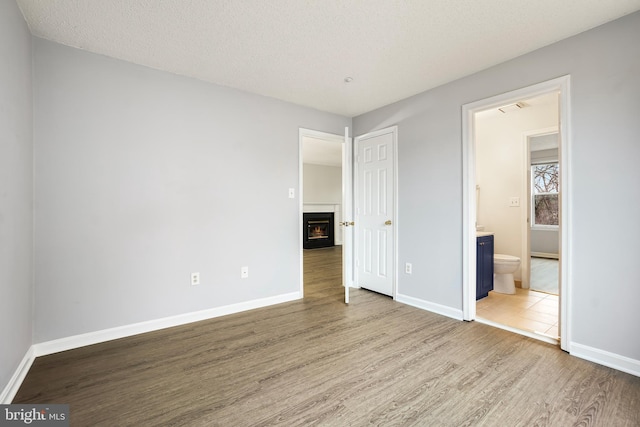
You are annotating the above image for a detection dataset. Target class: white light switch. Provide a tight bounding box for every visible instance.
[509,197,520,207]
[288,188,295,198]
[241,266,249,279]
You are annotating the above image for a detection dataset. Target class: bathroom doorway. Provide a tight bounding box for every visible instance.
[462,77,571,351]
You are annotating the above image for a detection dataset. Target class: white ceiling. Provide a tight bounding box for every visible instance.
[530,133,559,152]
[15,0,640,117]
[476,91,559,120]
[302,136,342,167]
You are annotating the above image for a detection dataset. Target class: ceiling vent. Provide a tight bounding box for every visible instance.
[498,102,528,113]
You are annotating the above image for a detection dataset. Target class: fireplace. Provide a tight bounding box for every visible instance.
[303,212,335,249]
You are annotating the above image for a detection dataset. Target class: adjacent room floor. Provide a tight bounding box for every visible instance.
[530,256,559,294]
[477,256,559,339]
[476,288,559,338]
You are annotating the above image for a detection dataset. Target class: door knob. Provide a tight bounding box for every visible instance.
[385,220,392,225]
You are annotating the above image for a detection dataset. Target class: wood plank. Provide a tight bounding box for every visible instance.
[13,246,640,425]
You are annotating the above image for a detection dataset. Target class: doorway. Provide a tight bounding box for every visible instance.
[299,126,398,303]
[462,77,571,351]
[299,129,348,303]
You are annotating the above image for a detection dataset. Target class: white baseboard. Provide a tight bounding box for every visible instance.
[7,292,638,406]
[0,346,36,404]
[570,342,640,377]
[395,293,463,321]
[33,291,301,357]
[531,252,559,259]
[2,292,301,403]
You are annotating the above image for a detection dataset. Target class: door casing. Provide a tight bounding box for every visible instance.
[298,128,353,300]
[461,76,571,351]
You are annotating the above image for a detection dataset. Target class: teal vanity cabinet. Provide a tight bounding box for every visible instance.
[476,234,494,300]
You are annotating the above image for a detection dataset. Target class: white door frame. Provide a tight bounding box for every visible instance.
[298,128,353,299]
[354,126,399,299]
[461,76,572,351]
[343,127,354,303]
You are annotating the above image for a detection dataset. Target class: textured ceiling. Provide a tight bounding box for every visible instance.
[16,0,640,117]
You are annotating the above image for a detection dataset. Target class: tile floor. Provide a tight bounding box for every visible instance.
[530,257,559,294]
[476,288,559,338]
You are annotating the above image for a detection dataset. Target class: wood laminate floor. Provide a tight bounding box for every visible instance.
[13,246,640,426]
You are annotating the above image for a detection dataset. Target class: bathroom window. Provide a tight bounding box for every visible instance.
[532,162,559,226]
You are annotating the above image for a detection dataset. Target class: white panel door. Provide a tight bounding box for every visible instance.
[355,127,396,297]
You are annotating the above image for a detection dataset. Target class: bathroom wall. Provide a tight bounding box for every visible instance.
[475,96,558,280]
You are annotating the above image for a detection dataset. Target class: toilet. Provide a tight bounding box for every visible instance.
[493,254,521,294]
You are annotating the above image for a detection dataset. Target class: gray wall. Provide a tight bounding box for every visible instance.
[33,39,350,342]
[354,12,640,361]
[0,1,33,394]
[531,230,559,256]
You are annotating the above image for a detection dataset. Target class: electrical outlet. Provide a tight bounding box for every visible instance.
[241,266,249,279]
[405,263,412,274]
[191,272,200,286]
